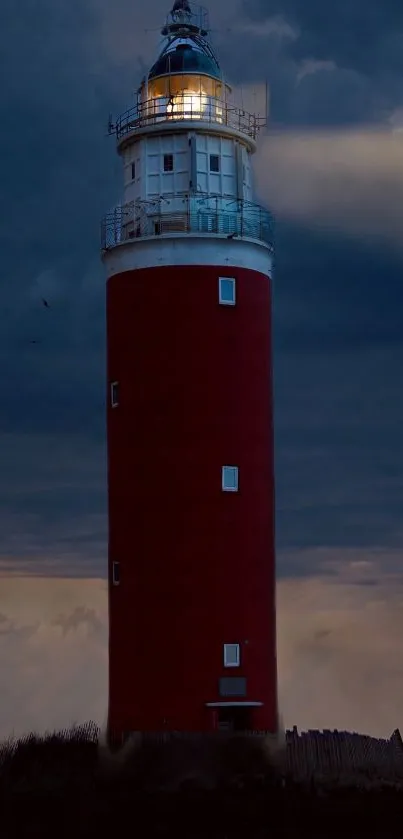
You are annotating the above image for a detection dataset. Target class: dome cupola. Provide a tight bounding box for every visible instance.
[149,0,221,82]
[140,1,226,123]
[148,40,221,82]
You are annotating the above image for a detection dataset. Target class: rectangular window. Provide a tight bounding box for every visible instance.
[222,465,239,492]
[224,643,240,668]
[219,277,236,306]
[131,161,136,180]
[210,153,220,173]
[219,676,247,697]
[163,153,174,172]
[112,561,120,586]
[110,381,119,408]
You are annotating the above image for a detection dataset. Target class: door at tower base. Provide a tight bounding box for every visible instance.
[106,263,278,738]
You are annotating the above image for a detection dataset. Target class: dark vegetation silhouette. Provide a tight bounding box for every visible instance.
[1,722,403,838]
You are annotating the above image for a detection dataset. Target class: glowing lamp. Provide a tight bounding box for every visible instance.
[167,89,204,119]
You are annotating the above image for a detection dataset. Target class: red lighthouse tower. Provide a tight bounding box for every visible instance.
[102,0,278,743]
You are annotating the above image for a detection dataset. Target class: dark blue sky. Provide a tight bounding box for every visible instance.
[0,0,402,577]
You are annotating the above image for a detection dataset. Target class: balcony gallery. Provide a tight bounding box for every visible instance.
[110,73,266,142]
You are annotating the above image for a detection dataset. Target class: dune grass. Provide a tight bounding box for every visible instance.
[0,723,402,838]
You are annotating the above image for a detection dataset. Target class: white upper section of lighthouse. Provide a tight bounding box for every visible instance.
[101,0,273,259]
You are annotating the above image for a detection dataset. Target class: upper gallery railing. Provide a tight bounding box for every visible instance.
[110,95,266,141]
[101,195,274,251]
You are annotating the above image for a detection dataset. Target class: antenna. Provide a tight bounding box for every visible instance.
[107,114,116,135]
[265,79,269,128]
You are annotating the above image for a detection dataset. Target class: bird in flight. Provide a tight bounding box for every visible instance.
[41,298,50,308]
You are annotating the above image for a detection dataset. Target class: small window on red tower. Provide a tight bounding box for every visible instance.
[110,381,119,408]
[219,277,236,306]
[222,465,239,492]
[112,562,120,586]
[210,154,220,173]
[224,643,240,667]
[163,153,174,172]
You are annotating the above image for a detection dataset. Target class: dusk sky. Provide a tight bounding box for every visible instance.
[1,0,403,740]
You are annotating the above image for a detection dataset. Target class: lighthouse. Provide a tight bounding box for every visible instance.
[102,0,277,744]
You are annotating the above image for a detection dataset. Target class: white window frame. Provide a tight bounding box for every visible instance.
[223,643,240,668]
[110,381,119,408]
[218,277,236,306]
[112,561,120,586]
[222,465,239,492]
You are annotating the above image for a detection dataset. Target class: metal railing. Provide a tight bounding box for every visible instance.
[112,96,265,141]
[101,195,274,251]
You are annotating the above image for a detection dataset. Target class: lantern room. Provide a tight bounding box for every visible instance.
[112,0,266,142]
